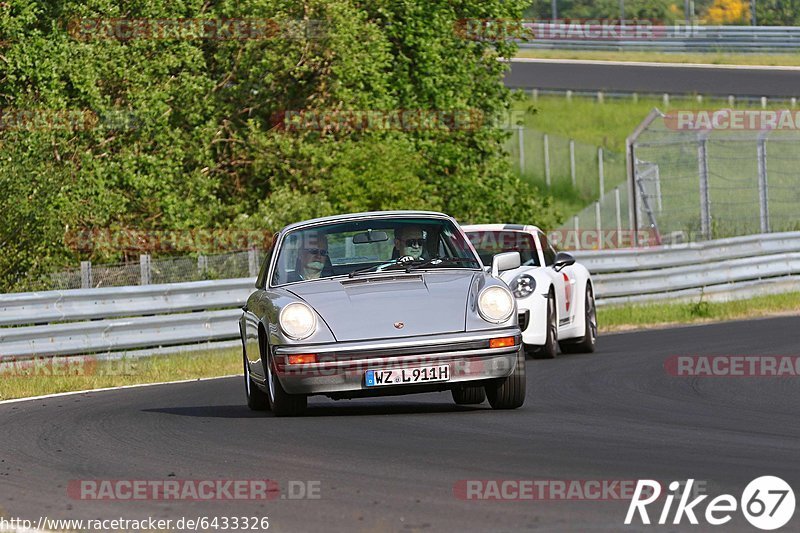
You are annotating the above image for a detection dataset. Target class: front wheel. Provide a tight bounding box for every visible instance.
[560,284,597,354]
[485,349,526,410]
[532,292,558,359]
[263,342,307,417]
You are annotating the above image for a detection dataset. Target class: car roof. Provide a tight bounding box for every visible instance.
[461,223,542,235]
[280,210,453,233]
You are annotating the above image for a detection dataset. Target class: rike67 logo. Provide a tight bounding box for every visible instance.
[625,477,795,530]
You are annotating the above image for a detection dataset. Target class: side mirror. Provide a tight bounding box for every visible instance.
[491,251,521,277]
[553,251,575,272]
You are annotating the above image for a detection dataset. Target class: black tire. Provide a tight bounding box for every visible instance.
[263,338,307,417]
[244,353,270,411]
[485,348,526,410]
[452,385,486,405]
[560,284,597,354]
[532,291,558,359]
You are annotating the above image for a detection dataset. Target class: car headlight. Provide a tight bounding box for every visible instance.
[279,302,317,340]
[510,274,536,298]
[477,286,515,323]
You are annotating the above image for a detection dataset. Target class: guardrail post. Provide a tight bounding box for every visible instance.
[663,93,669,107]
[569,139,576,187]
[517,125,525,175]
[757,133,771,233]
[728,95,735,106]
[761,97,767,109]
[248,247,260,277]
[543,134,551,187]
[197,254,208,276]
[566,90,572,102]
[598,147,605,200]
[80,261,92,289]
[697,134,711,240]
[140,254,151,285]
[615,187,622,240]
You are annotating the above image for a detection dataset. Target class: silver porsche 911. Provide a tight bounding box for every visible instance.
[239,210,526,416]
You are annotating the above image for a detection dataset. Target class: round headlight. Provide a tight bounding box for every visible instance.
[478,285,515,323]
[510,274,536,299]
[279,302,317,340]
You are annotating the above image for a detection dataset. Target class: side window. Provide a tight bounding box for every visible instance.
[540,232,556,266]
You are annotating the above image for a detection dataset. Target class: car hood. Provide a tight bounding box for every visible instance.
[286,272,478,342]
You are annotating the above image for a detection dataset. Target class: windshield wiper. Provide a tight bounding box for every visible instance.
[404,257,480,271]
[348,259,403,278]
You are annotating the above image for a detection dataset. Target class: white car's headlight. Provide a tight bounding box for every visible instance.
[510,274,536,299]
[478,286,515,323]
[279,302,317,340]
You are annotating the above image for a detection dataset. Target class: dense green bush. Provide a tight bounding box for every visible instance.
[0,0,560,291]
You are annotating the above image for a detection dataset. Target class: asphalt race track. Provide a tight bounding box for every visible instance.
[1,316,799,532]
[505,58,800,97]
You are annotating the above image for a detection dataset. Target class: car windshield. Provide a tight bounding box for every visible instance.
[271,217,481,285]
[466,230,540,267]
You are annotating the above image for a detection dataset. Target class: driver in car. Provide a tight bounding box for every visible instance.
[394,226,426,261]
[290,232,330,281]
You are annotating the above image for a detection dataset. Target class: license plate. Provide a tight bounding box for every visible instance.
[365,364,450,387]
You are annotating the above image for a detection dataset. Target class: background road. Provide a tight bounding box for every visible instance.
[1,316,798,532]
[505,58,800,97]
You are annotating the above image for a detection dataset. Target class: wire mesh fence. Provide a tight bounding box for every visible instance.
[47,250,260,291]
[631,112,800,242]
[504,127,626,201]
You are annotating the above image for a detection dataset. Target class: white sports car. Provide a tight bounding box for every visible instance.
[462,224,596,358]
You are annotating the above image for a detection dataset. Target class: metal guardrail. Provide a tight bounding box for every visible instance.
[573,232,800,306]
[516,25,800,52]
[1,232,799,360]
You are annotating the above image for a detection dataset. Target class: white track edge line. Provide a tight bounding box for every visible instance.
[0,374,239,406]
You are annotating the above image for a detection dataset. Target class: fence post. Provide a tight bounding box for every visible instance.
[248,247,260,277]
[543,133,551,187]
[569,139,576,187]
[663,93,669,107]
[598,147,605,200]
[80,261,92,289]
[595,202,602,250]
[517,125,525,174]
[757,133,771,233]
[615,186,622,238]
[197,254,208,276]
[140,254,151,285]
[573,215,580,251]
[697,134,711,240]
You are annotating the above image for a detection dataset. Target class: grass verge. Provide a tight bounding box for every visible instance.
[514,49,800,67]
[598,291,800,333]
[0,347,242,401]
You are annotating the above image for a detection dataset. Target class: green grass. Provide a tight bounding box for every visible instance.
[515,49,800,67]
[0,347,242,401]
[598,291,800,332]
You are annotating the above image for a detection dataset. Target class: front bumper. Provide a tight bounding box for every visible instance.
[273,328,521,396]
